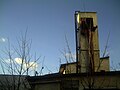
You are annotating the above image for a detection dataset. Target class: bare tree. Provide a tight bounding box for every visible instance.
[0,31,41,90]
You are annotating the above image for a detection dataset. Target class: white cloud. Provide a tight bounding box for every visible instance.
[15,58,23,64]
[14,58,38,70]
[24,62,38,70]
[0,37,7,42]
[5,59,14,63]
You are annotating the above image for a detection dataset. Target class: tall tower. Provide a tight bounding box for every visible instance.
[75,11,100,73]
[59,11,109,74]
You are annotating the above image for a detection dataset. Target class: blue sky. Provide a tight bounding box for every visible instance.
[0,0,120,74]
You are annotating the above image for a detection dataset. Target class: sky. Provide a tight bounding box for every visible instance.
[0,0,120,75]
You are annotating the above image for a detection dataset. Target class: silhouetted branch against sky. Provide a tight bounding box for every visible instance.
[0,31,41,76]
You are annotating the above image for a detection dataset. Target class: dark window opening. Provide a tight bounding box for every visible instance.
[81,18,93,30]
[80,18,97,36]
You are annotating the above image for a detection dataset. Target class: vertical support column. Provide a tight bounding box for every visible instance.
[74,11,80,73]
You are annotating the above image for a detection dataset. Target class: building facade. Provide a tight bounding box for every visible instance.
[27,11,114,90]
[28,71,120,90]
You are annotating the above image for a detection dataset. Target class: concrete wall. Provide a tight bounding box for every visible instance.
[77,12,100,73]
[30,72,120,90]
[79,74,120,89]
[60,56,109,74]
[100,57,110,71]
[0,75,30,90]
[65,63,76,74]
[34,83,60,90]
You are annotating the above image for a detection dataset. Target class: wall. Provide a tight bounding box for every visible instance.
[77,12,100,73]
[100,57,110,71]
[34,82,60,90]
[29,72,120,90]
[79,74,120,89]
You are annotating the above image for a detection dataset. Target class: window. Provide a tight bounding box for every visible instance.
[81,18,93,30]
[80,18,94,35]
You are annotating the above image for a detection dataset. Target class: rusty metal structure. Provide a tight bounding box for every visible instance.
[75,11,100,73]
